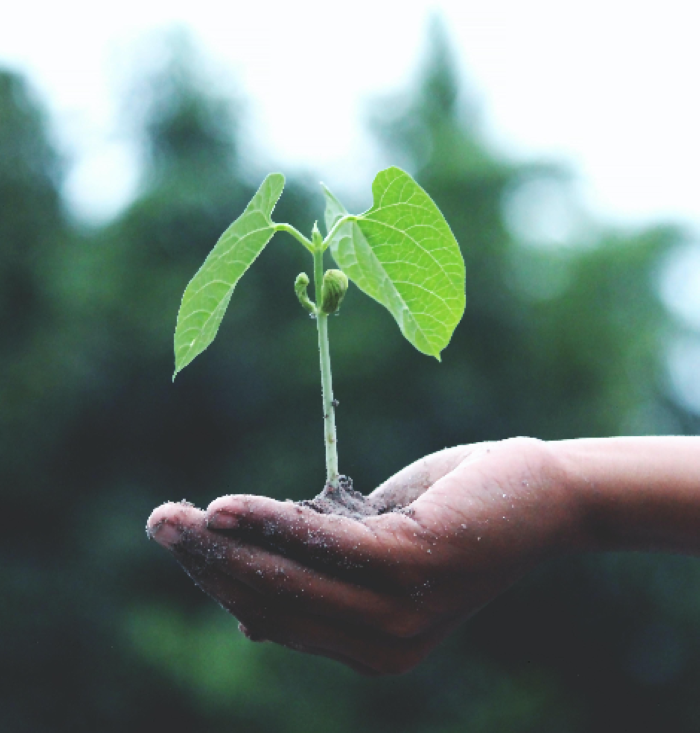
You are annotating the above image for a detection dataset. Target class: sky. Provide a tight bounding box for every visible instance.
[1,0,699,234]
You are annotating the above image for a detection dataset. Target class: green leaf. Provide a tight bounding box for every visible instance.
[324,167,465,359]
[322,184,347,233]
[173,173,285,379]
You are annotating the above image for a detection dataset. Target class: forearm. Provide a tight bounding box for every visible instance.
[553,436,700,555]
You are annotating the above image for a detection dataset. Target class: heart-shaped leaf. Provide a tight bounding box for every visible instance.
[324,167,465,359]
[173,173,284,379]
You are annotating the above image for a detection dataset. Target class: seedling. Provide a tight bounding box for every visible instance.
[173,167,465,492]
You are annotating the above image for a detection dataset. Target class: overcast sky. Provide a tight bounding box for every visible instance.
[1,0,699,233]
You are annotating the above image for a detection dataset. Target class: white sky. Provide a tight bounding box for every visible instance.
[1,0,699,233]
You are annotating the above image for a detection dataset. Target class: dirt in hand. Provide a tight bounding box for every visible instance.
[298,475,412,521]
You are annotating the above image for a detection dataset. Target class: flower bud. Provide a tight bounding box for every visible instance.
[294,272,316,314]
[320,269,349,315]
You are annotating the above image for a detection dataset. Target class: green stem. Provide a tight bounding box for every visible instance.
[322,214,357,250]
[274,223,314,252]
[313,246,340,487]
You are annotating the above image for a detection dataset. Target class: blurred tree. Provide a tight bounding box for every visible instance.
[2,20,699,733]
[0,71,67,494]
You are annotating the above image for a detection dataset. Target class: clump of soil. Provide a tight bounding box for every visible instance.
[298,475,412,521]
[298,475,380,519]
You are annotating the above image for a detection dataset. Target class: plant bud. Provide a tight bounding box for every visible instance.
[294,272,316,314]
[311,221,323,250]
[320,269,349,315]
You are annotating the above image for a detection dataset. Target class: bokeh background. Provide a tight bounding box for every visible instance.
[2,7,700,733]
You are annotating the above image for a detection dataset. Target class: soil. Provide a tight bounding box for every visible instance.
[297,475,413,521]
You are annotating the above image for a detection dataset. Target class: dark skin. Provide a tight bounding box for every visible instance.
[147,436,700,676]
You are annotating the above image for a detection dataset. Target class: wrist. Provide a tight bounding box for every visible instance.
[536,439,593,555]
[547,439,611,552]
[549,436,700,555]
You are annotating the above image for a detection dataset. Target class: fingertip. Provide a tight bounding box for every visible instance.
[148,520,184,549]
[146,500,177,527]
[146,500,204,548]
[206,494,243,517]
[206,494,284,530]
[206,495,251,530]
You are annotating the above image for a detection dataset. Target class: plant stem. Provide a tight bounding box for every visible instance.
[313,246,340,488]
[322,214,357,250]
[274,223,314,252]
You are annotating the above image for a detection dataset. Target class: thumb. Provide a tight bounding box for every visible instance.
[368,445,474,512]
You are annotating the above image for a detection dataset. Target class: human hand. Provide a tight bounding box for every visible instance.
[147,437,580,675]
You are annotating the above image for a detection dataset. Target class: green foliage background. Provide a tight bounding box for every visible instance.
[2,26,699,733]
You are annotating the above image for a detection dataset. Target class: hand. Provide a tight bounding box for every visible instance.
[147,437,579,675]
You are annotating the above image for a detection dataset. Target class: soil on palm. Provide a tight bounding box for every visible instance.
[298,475,386,520]
[298,475,412,521]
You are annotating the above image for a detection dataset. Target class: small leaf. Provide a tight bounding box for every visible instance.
[324,167,465,359]
[322,184,347,233]
[173,173,285,379]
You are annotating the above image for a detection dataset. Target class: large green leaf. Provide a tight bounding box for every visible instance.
[173,173,284,378]
[324,167,465,359]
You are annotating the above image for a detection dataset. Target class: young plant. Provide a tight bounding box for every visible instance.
[173,167,465,492]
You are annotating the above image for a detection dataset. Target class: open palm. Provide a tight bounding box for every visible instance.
[148,437,575,675]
